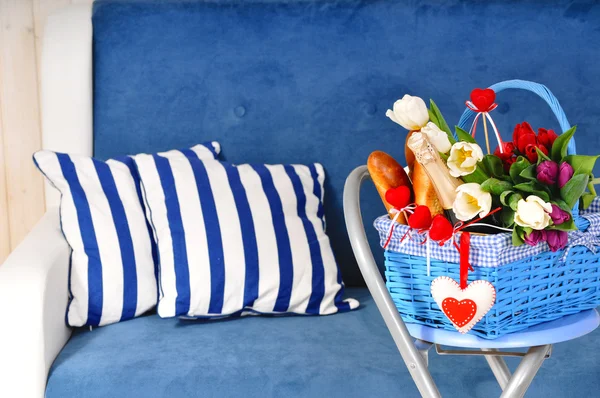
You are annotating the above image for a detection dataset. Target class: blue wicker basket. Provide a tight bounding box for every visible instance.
[377,80,600,339]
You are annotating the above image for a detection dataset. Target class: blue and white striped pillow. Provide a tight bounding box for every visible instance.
[134,154,359,318]
[33,143,220,327]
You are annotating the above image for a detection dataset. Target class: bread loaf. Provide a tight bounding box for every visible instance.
[367,151,411,223]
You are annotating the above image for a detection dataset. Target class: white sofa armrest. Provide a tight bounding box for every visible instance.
[0,208,71,398]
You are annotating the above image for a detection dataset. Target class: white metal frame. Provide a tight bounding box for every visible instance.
[343,165,552,398]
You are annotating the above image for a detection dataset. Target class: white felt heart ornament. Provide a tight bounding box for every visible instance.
[431,276,496,334]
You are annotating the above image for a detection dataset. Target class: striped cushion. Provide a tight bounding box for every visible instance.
[134,153,359,318]
[33,143,220,327]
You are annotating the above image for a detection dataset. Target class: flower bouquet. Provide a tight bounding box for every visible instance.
[369,81,600,337]
[384,89,598,252]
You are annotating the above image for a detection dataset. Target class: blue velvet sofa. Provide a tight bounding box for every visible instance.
[1,1,600,397]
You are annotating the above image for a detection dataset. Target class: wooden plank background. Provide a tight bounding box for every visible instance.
[0,0,92,263]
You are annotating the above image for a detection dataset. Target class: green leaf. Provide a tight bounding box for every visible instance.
[551,126,576,161]
[582,193,596,209]
[582,176,599,209]
[512,182,551,202]
[481,178,513,196]
[560,173,589,209]
[519,165,538,182]
[535,147,551,164]
[477,158,490,176]
[500,207,515,228]
[512,227,524,246]
[588,176,598,197]
[439,151,449,162]
[483,155,505,179]
[564,154,600,176]
[455,126,477,144]
[500,190,514,206]
[577,177,598,209]
[551,198,569,211]
[460,165,489,184]
[428,100,456,144]
[509,156,531,184]
[547,216,577,231]
[508,192,523,211]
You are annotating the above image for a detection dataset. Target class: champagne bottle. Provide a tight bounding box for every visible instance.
[407,132,499,234]
[406,132,462,225]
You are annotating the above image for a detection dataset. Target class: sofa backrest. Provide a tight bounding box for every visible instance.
[92,0,600,285]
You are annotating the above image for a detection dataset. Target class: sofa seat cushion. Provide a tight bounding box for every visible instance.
[46,288,412,397]
[46,288,600,397]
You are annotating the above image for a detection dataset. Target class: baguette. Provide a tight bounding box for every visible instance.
[367,151,411,223]
[405,131,444,217]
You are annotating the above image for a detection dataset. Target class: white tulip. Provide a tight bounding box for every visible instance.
[447,142,484,177]
[385,94,429,131]
[514,195,552,230]
[452,183,492,221]
[421,122,452,154]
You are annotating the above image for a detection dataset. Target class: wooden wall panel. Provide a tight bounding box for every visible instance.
[0,0,93,263]
[0,0,46,261]
[0,94,10,261]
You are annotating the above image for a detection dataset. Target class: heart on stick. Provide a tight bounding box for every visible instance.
[429,214,454,242]
[470,88,496,113]
[431,276,496,334]
[408,205,432,230]
[385,186,411,210]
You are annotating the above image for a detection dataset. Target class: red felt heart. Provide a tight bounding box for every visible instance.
[441,298,477,328]
[408,205,432,230]
[470,88,496,112]
[429,214,454,242]
[385,186,411,210]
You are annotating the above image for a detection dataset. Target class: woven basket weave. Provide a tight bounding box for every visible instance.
[380,80,600,339]
[384,246,600,339]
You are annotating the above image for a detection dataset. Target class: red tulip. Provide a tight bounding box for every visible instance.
[503,156,517,172]
[513,122,537,154]
[537,128,558,152]
[494,142,515,162]
[525,144,548,163]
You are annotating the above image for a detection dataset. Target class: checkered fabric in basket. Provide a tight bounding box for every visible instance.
[374,197,600,339]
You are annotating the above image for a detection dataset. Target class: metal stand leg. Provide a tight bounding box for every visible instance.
[344,167,441,398]
[416,339,434,368]
[500,345,551,398]
[482,348,512,390]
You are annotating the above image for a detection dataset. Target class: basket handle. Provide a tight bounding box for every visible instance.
[457,79,576,155]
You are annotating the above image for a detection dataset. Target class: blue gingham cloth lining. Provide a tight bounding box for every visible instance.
[374,197,600,268]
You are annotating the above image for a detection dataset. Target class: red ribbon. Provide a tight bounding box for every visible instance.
[382,223,397,250]
[382,204,418,250]
[459,232,470,290]
[436,207,502,290]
